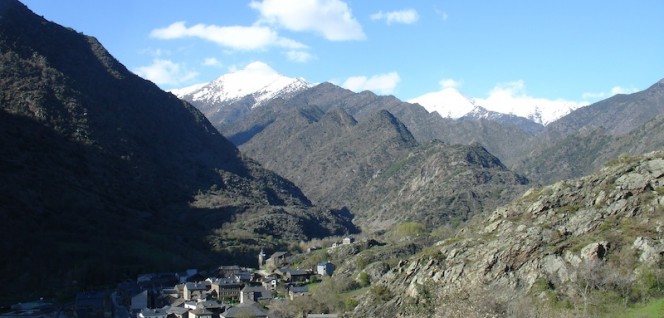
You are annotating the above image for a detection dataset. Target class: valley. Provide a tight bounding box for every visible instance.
[3,0,664,317]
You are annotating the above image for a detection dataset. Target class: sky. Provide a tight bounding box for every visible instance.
[21,0,664,107]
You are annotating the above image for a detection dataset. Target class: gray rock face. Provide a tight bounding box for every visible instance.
[351,151,664,317]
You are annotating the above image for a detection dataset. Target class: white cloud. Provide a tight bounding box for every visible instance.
[474,80,587,125]
[342,72,400,95]
[286,50,315,63]
[202,57,223,67]
[439,78,461,89]
[611,85,638,95]
[150,21,306,51]
[250,0,365,41]
[133,59,198,86]
[581,85,639,102]
[370,9,419,25]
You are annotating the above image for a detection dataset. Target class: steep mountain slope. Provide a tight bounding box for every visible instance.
[241,108,528,231]
[0,0,353,301]
[513,79,664,184]
[545,79,664,137]
[173,61,311,127]
[352,151,664,317]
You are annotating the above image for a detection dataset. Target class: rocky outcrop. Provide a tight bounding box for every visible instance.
[352,151,664,317]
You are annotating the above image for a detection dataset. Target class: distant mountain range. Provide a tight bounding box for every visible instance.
[408,86,584,126]
[174,70,582,127]
[176,65,664,187]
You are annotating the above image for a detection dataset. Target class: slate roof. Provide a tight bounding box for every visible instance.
[184,282,208,290]
[221,303,268,318]
[289,286,309,293]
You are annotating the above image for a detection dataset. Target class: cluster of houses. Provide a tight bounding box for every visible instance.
[112,250,338,318]
[1,240,355,318]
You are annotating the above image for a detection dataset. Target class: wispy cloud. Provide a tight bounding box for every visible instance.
[434,7,448,21]
[286,50,315,63]
[439,78,461,89]
[202,57,223,67]
[150,21,306,51]
[581,85,639,101]
[370,9,419,25]
[133,59,198,86]
[342,72,400,95]
[250,0,365,41]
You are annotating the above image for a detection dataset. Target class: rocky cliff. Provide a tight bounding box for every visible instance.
[352,151,664,317]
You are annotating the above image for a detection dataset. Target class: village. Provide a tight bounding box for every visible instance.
[0,237,359,318]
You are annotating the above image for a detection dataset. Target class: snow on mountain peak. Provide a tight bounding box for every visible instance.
[408,87,476,119]
[171,61,311,107]
[409,83,588,125]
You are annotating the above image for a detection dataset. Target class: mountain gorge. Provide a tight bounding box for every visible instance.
[0,0,353,301]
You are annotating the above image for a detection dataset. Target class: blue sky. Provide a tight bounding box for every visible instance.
[21,0,664,105]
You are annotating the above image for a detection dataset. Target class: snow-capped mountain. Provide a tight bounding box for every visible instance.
[172,62,312,124]
[408,87,587,126]
[408,87,477,118]
[460,106,546,135]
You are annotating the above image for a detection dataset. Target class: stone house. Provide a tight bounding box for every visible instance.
[289,285,309,300]
[260,275,278,291]
[183,282,208,301]
[239,286,273,304]
[209,278,243,302]
[316,261,335,277]
[284,269,311,283]
[265,251,288,269]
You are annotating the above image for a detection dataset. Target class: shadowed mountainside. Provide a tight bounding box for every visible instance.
[0,0,354,302]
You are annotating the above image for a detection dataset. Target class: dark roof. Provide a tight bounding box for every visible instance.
[221,303,267,318]
[211,277,240,285]
[167,306,189,315]
[189,307,213,316]
[241,286,273,299]
[287,269,310,276]
[289,286,309,293]
[184,282,208,290]
[140,307,168,317]
[197,300,223,309]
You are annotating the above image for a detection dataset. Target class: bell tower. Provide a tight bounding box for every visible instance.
[258,248,266,268]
